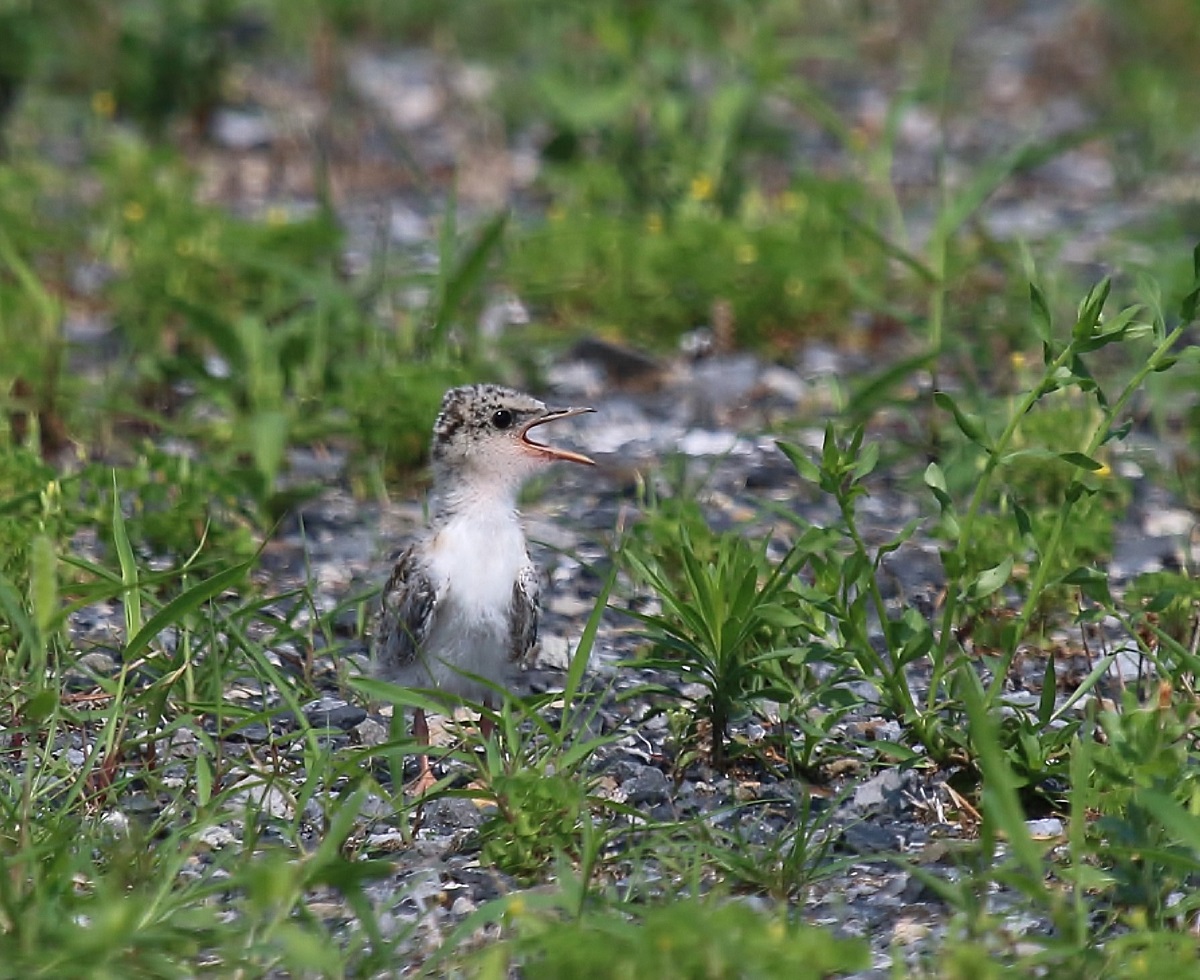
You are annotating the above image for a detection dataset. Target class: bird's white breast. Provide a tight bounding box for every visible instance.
[428,502,528,625]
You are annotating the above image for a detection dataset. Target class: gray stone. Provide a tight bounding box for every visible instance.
[620,765,671,805]
[303,696,368,732]
[848,769,906,815]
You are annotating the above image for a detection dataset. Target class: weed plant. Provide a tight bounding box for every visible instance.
[0,505,406,976]
[613,250,1200,970]
[473,894,870,979]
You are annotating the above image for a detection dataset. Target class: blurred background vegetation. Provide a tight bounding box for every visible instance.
[0,0,1197,560]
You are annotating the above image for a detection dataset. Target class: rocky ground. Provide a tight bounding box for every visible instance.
[266,344,1196,974]
[61,329,1198,974]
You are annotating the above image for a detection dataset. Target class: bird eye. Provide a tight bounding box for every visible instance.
[491,409,514,430]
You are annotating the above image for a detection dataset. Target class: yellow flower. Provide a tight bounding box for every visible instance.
[547,204,566,223]
[1095,462,1111,478]
[735,242,758,265]
[123,201,145,223]
[645,212,663,235]
[265,206,289,227]
[91,90,116,119]
[1010,351,1026,370]
[689,174,714,202]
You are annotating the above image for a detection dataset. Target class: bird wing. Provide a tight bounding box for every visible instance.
[509,558,540,664]
[374,543,438,675]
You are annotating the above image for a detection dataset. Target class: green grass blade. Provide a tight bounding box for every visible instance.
[565,565,615,704]
[111,471,143,641]
[123,559,254,663]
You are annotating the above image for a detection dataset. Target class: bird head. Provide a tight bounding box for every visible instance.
[430,384,594,492]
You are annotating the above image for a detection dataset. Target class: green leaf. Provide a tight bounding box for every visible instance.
[1056,657,1118,724]
[1180,247,1200,322]
[1013,502,1032,539]
[1139,790,1200,854]
[123,560,254,663]
[1037,656,1057,726]
[111,471,142,641]
[960,667,1044,880]
[923,461,947,493]
[850,440,879,481]
[1060,565,1112,605]
[932,141,1046,244]
[23,687,58,722]
[429,208,509,352]
[29,534,57,637]
[250,409,290,488]
[970,557,1013,601]
[1058,452,1104,471]
[196,752,213,806]
[846,351,937,422]
[565,567,613,704]
[776,440,820,483]
[1072,277,1111,340]
[1145,589,1180,613]
[1064,481,1097,504]
[940,511,961,538]
[870,741,926,764]
[0,572,35,645]
[933,391,990,449]
[1181,285,1200,324]
[1060,566,1107,586]
[1029,282,1053,341]
[1102,420,1133,445]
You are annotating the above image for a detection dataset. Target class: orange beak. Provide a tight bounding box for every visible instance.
[520,406,595,465]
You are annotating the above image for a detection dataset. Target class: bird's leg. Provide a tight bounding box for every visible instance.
[478,698,495,740]
[407,707,438,796]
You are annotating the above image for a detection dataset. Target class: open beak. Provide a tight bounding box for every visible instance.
[520,406,595,465]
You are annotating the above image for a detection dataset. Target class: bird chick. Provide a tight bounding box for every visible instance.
[373,384,594,792]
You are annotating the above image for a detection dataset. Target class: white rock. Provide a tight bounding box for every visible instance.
[676,429,753,457]
[1144,508,1196,539]
[198,825,238,850]
[1025,818,1064,839]
[229,776,295,820]
[536,634,572,671]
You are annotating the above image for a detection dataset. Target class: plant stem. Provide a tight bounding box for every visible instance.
[929,340,1081,705]
[983,322,1188,702]
[835,493,943,753]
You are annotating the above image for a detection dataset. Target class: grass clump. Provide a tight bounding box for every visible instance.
[0,446,66,591]
[509,185,877,349]
[622,519,831,771]
[483,895,869,979]
[0,506,404,976]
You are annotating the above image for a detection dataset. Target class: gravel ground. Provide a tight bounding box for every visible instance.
[275,344,1196,974]
[48,0,1200,972]
[58,336,1197,973]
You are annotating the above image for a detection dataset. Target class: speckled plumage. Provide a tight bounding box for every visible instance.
[373,536,540,700]
[371,385,592,785]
